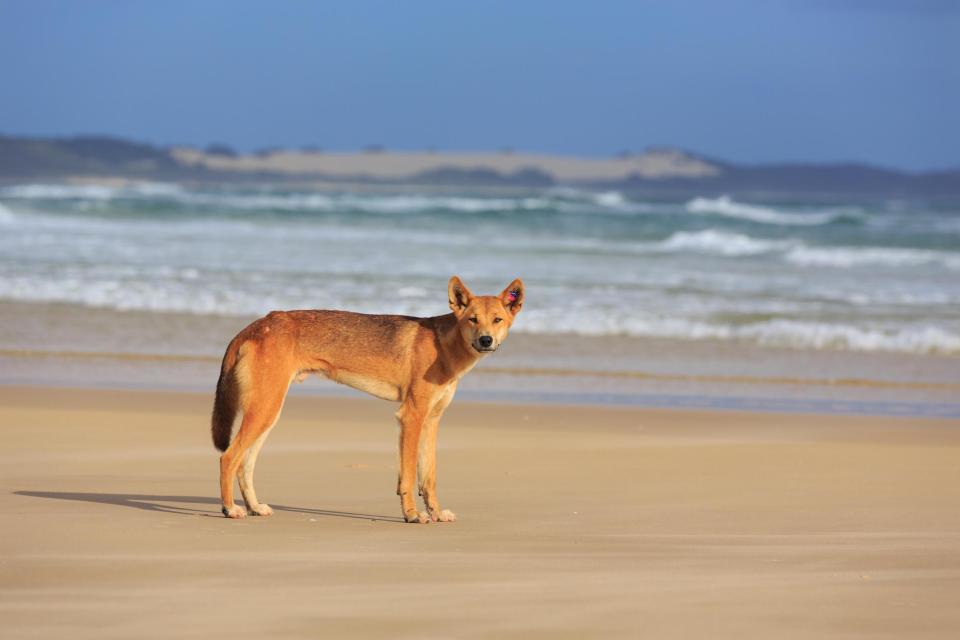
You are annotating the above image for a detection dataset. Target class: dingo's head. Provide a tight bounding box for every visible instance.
[448,276,524,354]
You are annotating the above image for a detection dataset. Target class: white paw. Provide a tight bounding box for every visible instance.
[247,503,273,516]
[222,504,247,519]
[437,509,457,522]
[429,508,457,522]
[404,510,431,524]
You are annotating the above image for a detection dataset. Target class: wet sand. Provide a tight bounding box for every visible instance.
[2,385,959,638]
[3,300,960,413]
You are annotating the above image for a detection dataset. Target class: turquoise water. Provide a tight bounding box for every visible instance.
[1,182,959,355]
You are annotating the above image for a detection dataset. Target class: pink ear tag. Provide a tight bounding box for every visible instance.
[508,290,519,302]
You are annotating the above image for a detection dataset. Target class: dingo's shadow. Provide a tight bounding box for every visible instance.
[13,491,403,522]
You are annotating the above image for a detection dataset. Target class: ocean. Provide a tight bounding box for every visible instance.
[2,182,958,355]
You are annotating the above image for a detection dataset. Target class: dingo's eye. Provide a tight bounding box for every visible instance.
[469,317,478,324]
[493,317,503,323]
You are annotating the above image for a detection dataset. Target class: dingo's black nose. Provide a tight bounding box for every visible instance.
[478,335,493,348]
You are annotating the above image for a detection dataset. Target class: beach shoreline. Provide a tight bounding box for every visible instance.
[2,299,958,417]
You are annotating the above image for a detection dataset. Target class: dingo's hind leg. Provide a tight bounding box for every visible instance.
[220,363,291,519]
[238,409,283,516]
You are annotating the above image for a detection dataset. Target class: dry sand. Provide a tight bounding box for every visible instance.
[2,385,959,638]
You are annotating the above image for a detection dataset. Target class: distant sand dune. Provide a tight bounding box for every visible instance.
[171,147,721,181]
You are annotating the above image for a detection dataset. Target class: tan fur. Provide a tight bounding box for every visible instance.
[211,276,524,522]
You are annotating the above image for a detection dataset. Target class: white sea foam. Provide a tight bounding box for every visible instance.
[0,182,187,200]
[593,191,627,207]
[658,230,794,256]
[0,183,560,214]
[2,264,959,354]
[0,202,15,224]
[735,320,960,354]
[334,194,554,214]
[685,195,843,226]
[546,187,629,207]
[786,246,960,270]
[658,232,960,269]
[576,190,662,214]
[1,183,120,199]
[0,184,859,226]
[519,311,960,355]
[181,191,558,214]
[0,181,657,216]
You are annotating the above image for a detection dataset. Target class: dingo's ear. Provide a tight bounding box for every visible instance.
[500,278,524,316]
[448,276,473,316]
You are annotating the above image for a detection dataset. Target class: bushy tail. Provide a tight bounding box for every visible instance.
[211,337,243,452]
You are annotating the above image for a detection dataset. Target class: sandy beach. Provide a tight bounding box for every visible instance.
[2,385,959,638]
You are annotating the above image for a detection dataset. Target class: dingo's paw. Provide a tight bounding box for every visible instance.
[222,504,247,519]
[247,503,273,517]
[404,510,431,524]
[429,508,457,522]
[436,509,457,522]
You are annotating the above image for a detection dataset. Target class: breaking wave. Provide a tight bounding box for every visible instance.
[2,266,958,355]
[685,195,853,226]
[3,181,959,356]
[0,183,639,215]
[0,182,185,200]
[786,246,960,270]
[519,314,960,355]
[658,230,794,256]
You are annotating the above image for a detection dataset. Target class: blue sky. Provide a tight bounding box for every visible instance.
[1,1,957,170]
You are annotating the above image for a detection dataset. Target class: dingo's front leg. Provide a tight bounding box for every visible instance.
[419,416,456,522]
[418,385,457,522]
[396,401,429,523]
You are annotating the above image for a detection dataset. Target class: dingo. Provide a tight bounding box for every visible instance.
[211,276,524,523]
